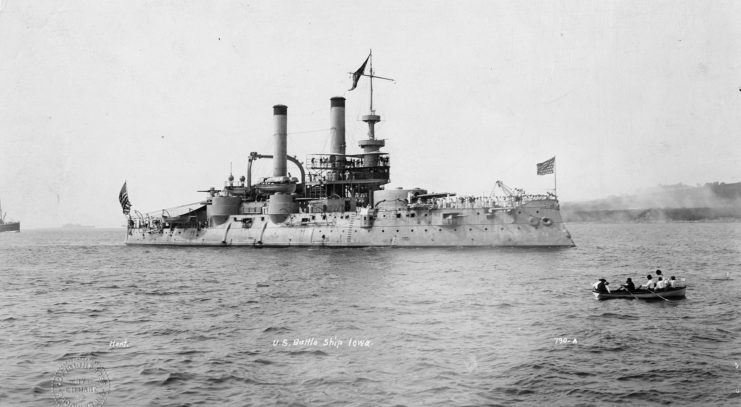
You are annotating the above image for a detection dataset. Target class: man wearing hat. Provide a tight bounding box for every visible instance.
[592,278,610,294]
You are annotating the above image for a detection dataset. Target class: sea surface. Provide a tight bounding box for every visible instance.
[1,223,740,406]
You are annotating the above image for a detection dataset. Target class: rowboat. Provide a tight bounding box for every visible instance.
[592,287,686,300]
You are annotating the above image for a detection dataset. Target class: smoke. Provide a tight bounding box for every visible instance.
[562,182,741,222]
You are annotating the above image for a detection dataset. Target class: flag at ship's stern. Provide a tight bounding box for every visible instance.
[119,181,132,215]
[537,157,555,175]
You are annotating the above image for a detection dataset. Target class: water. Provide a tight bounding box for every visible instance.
[1,223,740,406]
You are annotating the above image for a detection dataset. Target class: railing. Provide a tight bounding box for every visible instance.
[306,155,390,170]
[410,194,555,210]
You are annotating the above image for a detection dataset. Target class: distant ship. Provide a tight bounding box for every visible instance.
[0,200,20,233]
[122,55,574,247]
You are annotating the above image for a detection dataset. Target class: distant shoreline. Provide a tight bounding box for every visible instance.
[562,207,741,223]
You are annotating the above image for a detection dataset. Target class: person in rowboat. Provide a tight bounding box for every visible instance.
[592,278,610,294]
[618,277,635,292]
[655,276,668,290]
[638,275,655,290]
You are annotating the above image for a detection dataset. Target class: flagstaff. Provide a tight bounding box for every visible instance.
[554,156,557,198]
[536,156,557,197]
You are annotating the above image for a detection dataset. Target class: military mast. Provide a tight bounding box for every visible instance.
[353,50,394,206]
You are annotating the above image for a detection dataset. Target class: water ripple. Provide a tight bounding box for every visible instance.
[1,225,739,406]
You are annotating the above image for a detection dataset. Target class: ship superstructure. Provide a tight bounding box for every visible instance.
[0,200,20,233]
[124,59,574,247]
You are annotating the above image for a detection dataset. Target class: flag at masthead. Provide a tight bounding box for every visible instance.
[348,54,370,91]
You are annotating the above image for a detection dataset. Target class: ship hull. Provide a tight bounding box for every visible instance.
[125,200,574,247]
[0,222,20,233]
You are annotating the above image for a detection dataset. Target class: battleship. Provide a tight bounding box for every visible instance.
[123,56,574,247]
[0,201,20,233]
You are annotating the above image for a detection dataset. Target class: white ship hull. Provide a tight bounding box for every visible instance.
[125,200,574,247]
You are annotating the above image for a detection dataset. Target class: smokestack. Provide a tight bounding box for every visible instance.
[330,97,346,156]
[273,105,287,177]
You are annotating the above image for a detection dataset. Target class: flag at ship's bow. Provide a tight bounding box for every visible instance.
[348,54,370,91]
[119,181,132,215]
[537,157,555,175]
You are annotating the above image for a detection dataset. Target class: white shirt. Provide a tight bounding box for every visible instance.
[655,279,667,289]
[592,281,610,293]
[641,279,655,290]
[671,279,685,288]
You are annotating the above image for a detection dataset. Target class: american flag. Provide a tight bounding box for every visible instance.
[537,157,555,175]
[119,181,132,215]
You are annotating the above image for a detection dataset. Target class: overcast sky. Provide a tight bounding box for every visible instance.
[1,0,740,228]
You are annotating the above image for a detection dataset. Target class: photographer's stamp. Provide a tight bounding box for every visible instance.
[51,357,110,407]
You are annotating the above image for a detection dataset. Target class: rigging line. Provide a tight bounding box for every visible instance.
[287,128,330,135]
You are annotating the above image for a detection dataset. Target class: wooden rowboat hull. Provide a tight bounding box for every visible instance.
[593,287,686,300]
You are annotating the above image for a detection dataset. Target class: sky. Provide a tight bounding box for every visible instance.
[1,0,740,228]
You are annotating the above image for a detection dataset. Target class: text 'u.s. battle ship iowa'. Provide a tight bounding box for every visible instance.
[120,53,574,247]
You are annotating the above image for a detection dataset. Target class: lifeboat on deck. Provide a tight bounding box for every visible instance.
[254,176,298,193]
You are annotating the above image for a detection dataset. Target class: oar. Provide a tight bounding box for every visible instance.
[622,287,640,300]
[648,288,672,302]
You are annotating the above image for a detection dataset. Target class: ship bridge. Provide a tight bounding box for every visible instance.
[304,152,390,205]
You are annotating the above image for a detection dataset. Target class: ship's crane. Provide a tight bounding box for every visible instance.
[492,180,525,202]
